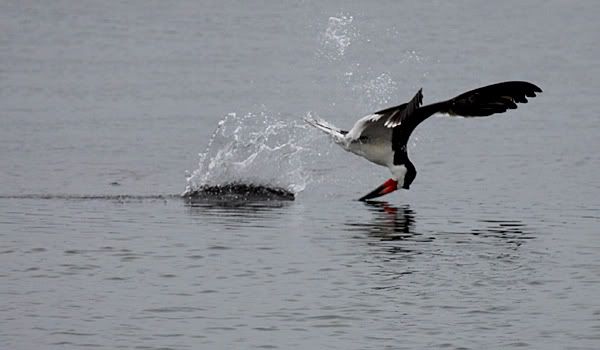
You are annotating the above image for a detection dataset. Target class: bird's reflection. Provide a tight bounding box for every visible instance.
[347,201,534,246]
[346,201,427,242]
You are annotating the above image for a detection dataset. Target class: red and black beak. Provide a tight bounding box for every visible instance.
[358,179,398,201]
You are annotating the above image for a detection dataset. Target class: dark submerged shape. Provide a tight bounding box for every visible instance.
[183,183,295,201]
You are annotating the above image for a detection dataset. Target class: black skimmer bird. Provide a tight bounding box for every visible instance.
[306,81,542,201]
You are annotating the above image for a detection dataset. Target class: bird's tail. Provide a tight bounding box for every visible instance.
[304,116,347,144]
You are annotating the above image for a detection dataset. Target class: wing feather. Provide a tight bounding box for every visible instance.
[443,81,542,117]
[345,88,424,141]
[392,81,541,149]
[346,81,541,149]
[346,114,389,141]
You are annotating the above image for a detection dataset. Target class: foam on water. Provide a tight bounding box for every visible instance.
[183,111,321,196]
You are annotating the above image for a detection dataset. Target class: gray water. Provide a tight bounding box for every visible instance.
[2,1,599,349]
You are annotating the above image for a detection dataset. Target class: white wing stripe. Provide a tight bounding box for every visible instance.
[346,113,392,142]
[365,114,383,122]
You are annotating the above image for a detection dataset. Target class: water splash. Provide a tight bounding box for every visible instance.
[183,112,320,196]
[317,14,358,60]
[350,72,399,109]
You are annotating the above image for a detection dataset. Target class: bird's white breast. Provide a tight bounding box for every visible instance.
[346,138,394,167]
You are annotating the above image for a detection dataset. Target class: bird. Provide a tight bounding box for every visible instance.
[305,81,542,201]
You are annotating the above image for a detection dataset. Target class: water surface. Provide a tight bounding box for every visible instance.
[1,1,599,349]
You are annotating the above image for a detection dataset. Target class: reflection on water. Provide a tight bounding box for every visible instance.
[346,201,428,241]
[348,201,535,247]
[184,197,293,228]
[185,197,292,212]
[440,217,535,246]
[470,219,535,246]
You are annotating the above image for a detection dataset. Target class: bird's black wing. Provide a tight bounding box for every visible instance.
[372,88,424,128]
[442,81,542,117]
[391,81,542,150]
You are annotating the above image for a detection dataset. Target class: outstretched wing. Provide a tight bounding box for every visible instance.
[442,81,542,117]
[392,81,542,149]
